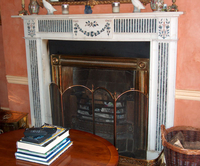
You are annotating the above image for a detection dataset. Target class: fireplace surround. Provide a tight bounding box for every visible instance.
[16,12,183,159]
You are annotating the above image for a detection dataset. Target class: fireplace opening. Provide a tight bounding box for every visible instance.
[48,40,150,159]
[49,40,150,94]
[48,40,150,59]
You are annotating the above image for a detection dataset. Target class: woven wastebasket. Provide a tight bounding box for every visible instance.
[161,125,200,165]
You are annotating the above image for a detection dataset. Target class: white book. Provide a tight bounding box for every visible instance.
[15,139,71,160]
[17,138,69,157]
[16,142,73,165]
[16,130,69,154]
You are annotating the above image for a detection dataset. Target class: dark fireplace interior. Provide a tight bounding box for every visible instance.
[49,40,150,159]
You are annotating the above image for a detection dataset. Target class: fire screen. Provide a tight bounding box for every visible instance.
[50,83,148,159]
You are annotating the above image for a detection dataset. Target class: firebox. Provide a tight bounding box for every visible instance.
[49,40,149,92]
[48,40,149,159]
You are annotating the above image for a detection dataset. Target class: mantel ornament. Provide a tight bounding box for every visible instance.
[19,0,28,15]
[39,0,151,8]
[168,0,178,12]
[42,0,57,14]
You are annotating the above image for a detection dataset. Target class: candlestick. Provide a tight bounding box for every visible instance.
[19,0,28,15]
[168,0,178,12]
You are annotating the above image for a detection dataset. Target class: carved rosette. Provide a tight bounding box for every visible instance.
[27,20,36,37]
[158,18,170,39]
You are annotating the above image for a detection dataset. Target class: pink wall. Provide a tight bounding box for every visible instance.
[174,0,200,128]
[176,0,200,90]
[0,0,30,122]
[0,26,9,108]
[0,0,200,127]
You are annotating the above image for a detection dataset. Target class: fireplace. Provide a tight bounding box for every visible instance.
[20,12,183,159]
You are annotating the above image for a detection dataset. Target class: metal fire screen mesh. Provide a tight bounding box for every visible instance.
[50,83,148,159]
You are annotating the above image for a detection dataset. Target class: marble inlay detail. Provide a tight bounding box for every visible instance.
[38,19,73,33]
[158,18,170,39]
[114,18,157,33]
[85,21,99,27]
[156,42,169,151]
[27,20,36,37]
[29,40,42,127]
[74,22,111,37]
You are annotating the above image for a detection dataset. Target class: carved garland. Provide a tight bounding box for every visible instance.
[74,21,111,37]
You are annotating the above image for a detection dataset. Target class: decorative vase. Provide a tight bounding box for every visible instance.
[150,0,164,12]
[84,5,92,14]
[28,0,40,15]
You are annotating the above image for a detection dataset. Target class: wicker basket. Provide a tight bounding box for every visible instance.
[161,125,200,165]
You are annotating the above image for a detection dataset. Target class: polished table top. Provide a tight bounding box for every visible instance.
[0,129,119,166]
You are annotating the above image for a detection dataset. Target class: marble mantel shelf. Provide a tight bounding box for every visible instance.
[12,12,183,19]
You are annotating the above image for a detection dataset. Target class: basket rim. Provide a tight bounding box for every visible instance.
[161,125,200,155]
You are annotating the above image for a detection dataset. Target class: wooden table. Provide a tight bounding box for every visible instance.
[0,110,28,133]
[0,129,119,166]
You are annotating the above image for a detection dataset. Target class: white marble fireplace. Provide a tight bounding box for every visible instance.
[18,12,183,158]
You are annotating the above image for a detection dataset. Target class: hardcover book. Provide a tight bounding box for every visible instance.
[21,124,66,146]
[17,127,69,153]
[15,142,73,165]
[15,140,72,162]
[16,138,71,158]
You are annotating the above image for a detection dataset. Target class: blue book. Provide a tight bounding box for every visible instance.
[20,124,67,146]
[16,138,71,158]
[16,129,69,153]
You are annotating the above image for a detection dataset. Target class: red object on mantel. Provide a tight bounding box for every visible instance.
[0,129,119,166]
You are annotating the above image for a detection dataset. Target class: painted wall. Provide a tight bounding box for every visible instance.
[0,0,200,128]
[0,26,9,108]
[174,0,200,128]
[0,0,30,122]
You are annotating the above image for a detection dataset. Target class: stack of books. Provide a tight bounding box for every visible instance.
[15,124,72,165]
